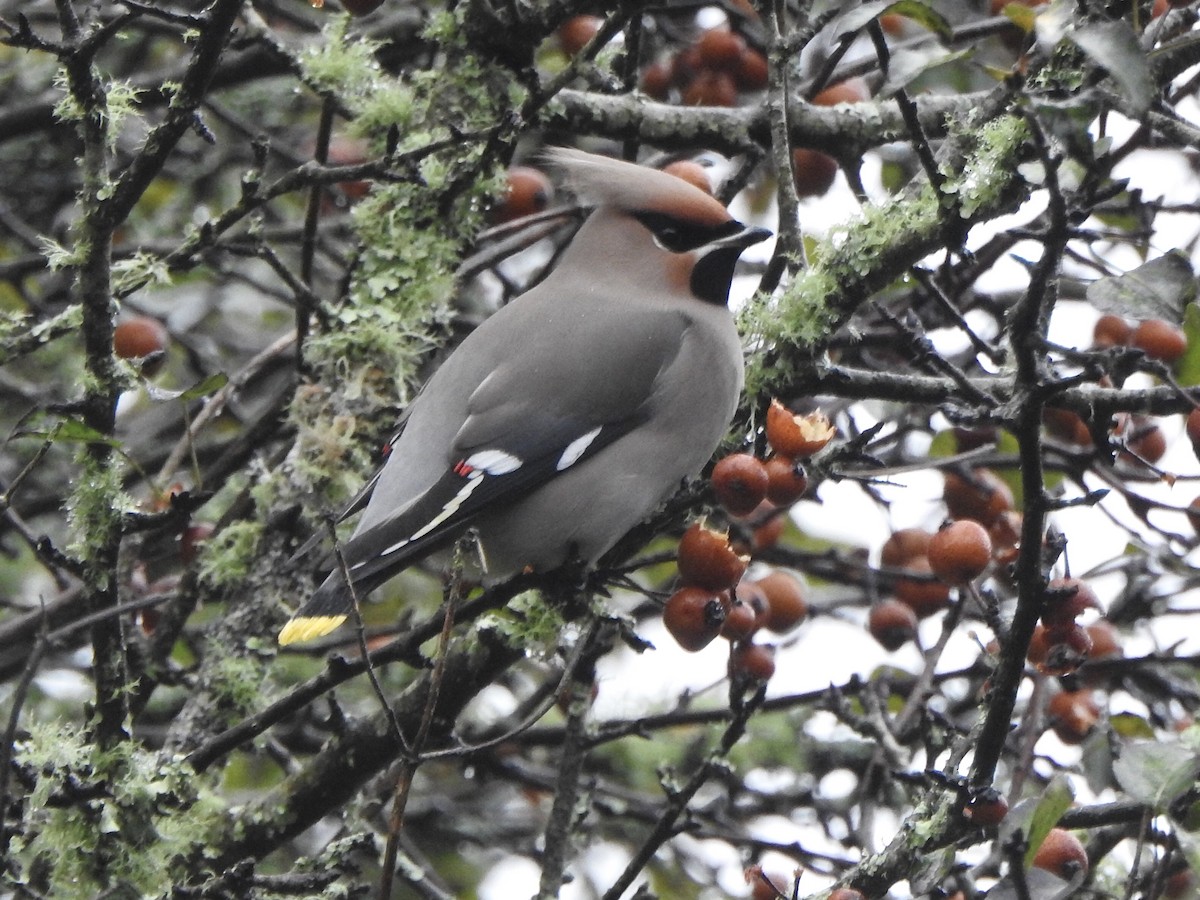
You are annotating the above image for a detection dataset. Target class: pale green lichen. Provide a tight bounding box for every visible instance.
[478,590,570,658]
[66,452,130,577]
[741,114,1028,398]
[10,722,225,896]
[940,114,1029,218]
[197,519,263,589]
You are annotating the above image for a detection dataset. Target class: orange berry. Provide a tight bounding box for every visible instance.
[766,400,836,457]
[677,522,748,591]
[879,12,905,35]
[1132,318,1188,363]
[943,469,1014,526]
[790,147,839,197]
[880,527,932,567]
[868,599,919,651]
[828,890,866,900]
[712,453,769,517]
[989,511,1023,565]
[1092,313,1131,348]
[1047,689,1101,744]
[764,455,808,506]
[1032,828,1089,879]
[893,556,952,617]
[661,159,712,194]
[756,571,807,633]
[812,77,869,105]
[927,520,993,584]
[558,15,603,56]
[751,513,786,551]
[663,586,728,652]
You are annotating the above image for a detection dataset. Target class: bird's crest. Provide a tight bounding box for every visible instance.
[545,147,733,228]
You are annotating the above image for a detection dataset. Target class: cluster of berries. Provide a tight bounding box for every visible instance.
[660,401,836,681]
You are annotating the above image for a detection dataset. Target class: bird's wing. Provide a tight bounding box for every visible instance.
[335,307,691,586]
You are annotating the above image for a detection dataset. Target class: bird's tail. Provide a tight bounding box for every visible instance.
[278,572,355,645]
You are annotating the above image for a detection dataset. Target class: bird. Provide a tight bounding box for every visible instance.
[278,148,772,645]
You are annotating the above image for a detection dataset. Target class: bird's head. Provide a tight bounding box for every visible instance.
[546,148,772,306]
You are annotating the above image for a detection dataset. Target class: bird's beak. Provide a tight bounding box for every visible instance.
[715,224,773,251]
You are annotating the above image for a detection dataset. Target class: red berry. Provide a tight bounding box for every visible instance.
[694,28,746,72]
[1132,318,1188,363]
[1042,407,1092,445]
[1047,689,1101,744]
[927,520,992,584]
[868,599,919,651]
[963,788,1009,827]
[1032,828,1088,879]
[943,469,1014,526]
[711,453,769,517]
[747,868,790,900]
[180,523,214,566]
[756,571,808,633]
[812,77,869,105]
[764,455,808,506]
[790,148,839,197]
[558,15,603,56]
[1187,408,1200,447]
[492,166,554,224]
[661,159,712,195]
[640,58,673,100]
[1042,577,1099,627]
[1085,619,1121,659]
[880,528,932,567]
[893,556,952,618]
[766,401,835,457]
[735,580,772,630]
[736,47,768,91]
[720,593,760,641]
[663,586,728,652]
[677,522,748,591]
[1122,418,1167,464]
[1092,314,1131,348]
[729,642,775,682]
[113,315,169,363]
[683,70,738,107]
[828,890,866,900]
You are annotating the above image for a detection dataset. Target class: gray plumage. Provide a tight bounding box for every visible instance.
[279,148,770,644]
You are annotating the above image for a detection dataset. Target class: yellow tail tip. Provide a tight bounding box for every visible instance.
[278,615,347,646]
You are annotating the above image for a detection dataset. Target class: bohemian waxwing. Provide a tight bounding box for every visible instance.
[278,148,771,645]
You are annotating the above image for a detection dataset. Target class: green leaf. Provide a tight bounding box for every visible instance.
[1113,741,1200,811]
[884,1,952,38]
[1023,775,1075,870]
[178,372,229,403]
[1177,304,1200,387]
[1109,712,1156,739]
[1085,252,1197,323]
[13,418,120,448]
[1068,21,1154,118]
